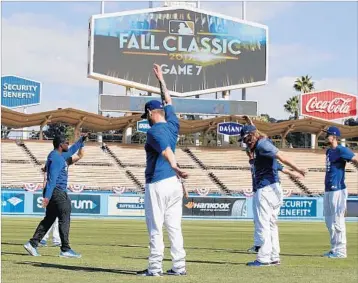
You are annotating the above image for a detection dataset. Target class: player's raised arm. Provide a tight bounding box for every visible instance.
[153,64,172,105]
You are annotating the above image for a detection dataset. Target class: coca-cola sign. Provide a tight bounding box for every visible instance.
[300,90,357,121]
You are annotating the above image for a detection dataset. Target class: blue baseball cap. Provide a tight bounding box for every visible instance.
[324,126,341,137]
[141,100,164,119]
[240,125,257,139]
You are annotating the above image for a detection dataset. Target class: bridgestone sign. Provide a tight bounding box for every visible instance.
[88,6,268,97]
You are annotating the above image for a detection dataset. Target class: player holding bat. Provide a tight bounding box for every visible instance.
[137,64,188,276]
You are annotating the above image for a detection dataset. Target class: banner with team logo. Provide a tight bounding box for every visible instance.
[1,192,25,213]
[108,195,145,216]
[183,197,247,217]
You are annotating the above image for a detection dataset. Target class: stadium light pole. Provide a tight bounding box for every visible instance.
[241,1,247,101]
[97,1,105,143]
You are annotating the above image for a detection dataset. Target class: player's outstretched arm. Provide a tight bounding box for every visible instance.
[162,147,188,179]
[153,64,172,105]
[281,168,303,179]
[276,151,306,177]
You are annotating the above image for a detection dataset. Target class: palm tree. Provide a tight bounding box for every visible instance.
[284,96,300,119]
[284,75,315,120]
[293,75,315,93]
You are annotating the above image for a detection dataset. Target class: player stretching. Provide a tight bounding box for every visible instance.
[24,134,87,258]
[137,64,188,277]
[247,149,302,253]
[323,126,358,258]
[241,125,305,266]
[243,117,302,254]
[39,146,85,247]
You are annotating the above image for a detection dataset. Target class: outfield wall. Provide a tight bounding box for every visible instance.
[2,189,358,221]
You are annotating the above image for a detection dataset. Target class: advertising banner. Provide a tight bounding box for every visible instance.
[217,122,243,136]
[279,198,317,218]
[1,76,41,108]
[300,90,357,121]
[1,192,25,213]
[108,195,145,216]
[137,119,151,133]
[183,197,247,217]
[89,7,268,97]
[347,199,358,217]
[33,194,101,214]
[100,95,258,116]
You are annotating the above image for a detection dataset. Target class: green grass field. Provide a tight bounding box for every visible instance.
[1,217,357,283]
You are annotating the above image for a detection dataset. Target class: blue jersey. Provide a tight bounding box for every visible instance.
[145,105,179,184]
[44,138,84,200]
[325,145,354,192]
[252,138,280,190]
[250,159,283,192]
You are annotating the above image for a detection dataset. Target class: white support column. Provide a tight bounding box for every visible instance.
[97,0,105,143]
[22,107,28,140]
[311,134,316,149]
[222,91,230,146]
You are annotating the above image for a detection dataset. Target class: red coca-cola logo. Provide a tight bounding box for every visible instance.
[301,90,357,120]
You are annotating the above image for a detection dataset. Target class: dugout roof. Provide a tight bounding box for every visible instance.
[1,107,358,138]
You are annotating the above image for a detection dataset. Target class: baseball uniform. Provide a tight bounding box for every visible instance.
[324,144,354,257]
[144,104,186,275]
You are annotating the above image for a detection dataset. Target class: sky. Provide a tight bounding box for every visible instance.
[1,0,357,119]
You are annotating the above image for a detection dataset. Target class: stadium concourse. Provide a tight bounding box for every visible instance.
[1,106,358,197]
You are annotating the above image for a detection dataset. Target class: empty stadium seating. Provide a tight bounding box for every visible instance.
[1,140,357,196]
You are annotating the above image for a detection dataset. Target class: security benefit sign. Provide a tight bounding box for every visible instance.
[33,194,100,214]
[1,192,25,213]
[217,122,243,136]
[89,7,268,97]
[137,120,151,133]
[279,198,317,218]
[108,195,145,216]
[1,76,41,108]
[183,197,247,217]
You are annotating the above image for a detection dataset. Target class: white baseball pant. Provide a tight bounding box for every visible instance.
[254,183,283,263]
[42,217,61,244]
[252,192,262,247]
[324,189,347,256]
[145,176,186,274]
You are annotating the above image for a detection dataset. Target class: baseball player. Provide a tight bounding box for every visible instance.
[247,149,302,253]
[24,134,87,258]
[241,125,305,266]
[39,146,85,247]
[243,117,301,254]
[322,126,358,258]
[137,64,188,277]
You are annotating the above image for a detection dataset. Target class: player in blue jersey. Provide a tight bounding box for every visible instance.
[243,117,303,254]
[322,126,358,259]
[247,150,302,254]
[24,134,87,258]
[137,64,188,277]
[241,125,306,266]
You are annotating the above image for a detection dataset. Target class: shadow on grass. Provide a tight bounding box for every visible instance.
[16,262,137,275]
[2,242,322,258]
[121,255,246,266]
[2,252,31,257]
